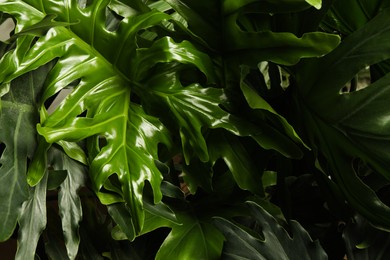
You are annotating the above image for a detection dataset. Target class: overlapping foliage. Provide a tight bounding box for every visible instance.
[0,0,389,259]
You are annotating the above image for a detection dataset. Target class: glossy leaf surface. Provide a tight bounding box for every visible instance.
[2,0,386,258]
[0,0,172,234]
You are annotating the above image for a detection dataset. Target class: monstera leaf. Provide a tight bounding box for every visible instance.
[0,0,335,238]
[293,7,390,230]
[4,0,379,258]
[343,214,390,260]
[214,201,327,260]
[0,2,172,235]
[164,0,340,66]
[0,0,262,243]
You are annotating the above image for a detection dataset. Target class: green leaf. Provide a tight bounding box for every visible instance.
[7,14,74,42]
[0,63,51,241]
[137,37,305,162]
[343,214,390,259]
[294,7,390,230]
[162,0,220,49]
[214,201,328,260]
[224,12,340,66]
[45,206,70,260]
[262,171,277,188]
[305,0,322,9]
[48,146,87,260]
[0,1,172,235]
[108,203,137,242]
[322,0,390,35]
[109,197,179,240]
[47,169,68,190]
[222,0,317,15]
[208,130,265,195]
[148,170,252,260]
[240,65,307,150]
[181,158,213,193]
[15,171,48,260]
[155,213,225,260]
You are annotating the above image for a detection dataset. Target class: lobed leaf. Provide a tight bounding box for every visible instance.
[0,0,176,235]
[222,0,318,15]
[214,201,327,260]
[48,146,87,259]
[208,130,265,195]
[0,63,51,241]
[156,214,225,260]
[15,171,48,260]
[343,214,390,260]
[294,7,390,230]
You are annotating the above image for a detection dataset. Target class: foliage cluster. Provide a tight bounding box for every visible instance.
[1,0,390,259]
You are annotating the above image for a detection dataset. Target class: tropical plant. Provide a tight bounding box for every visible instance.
[0,0,389,259]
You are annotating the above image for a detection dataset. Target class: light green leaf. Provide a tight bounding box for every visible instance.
[146,171,252,259]
[156,213,225,260]
[305,0,321,9]
[0,1,172,235]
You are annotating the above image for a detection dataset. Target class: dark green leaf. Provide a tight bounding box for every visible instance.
[0,63,51,241]
[223,0,317,15]
[15,171,48,260]
[343,214,390,260]
[181,158,213,193]
[224,10,340,66]
[108,203,136,242]
[47,170,68,190]
[208,131,265,195]
[214,201,327,260]
[294,7,390,230]
[48,146,87,259]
